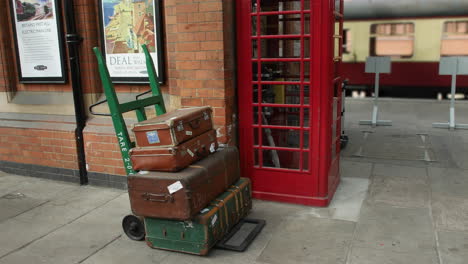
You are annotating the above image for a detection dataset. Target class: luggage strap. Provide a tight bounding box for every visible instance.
[229,185,244,208]
[212,198,229,229]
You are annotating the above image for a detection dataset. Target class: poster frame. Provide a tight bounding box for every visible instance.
[9,0,67,84]
[97,0,165,84]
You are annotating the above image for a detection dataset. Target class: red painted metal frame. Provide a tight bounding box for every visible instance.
[236,0,342,206]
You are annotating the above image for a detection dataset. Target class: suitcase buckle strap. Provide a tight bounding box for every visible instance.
[142,193,174,203]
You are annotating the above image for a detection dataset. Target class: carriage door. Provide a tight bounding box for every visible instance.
[237,0,320,204]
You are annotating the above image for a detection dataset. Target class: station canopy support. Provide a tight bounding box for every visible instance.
[433,57,468,130]
[359,56,392,127]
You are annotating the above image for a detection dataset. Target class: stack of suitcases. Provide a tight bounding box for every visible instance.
[127,106,252,255]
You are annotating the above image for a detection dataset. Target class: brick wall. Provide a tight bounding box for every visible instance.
[165,0,236,144]
[0,126,77,170]
[0,0,237,183]
[83,119,129,176]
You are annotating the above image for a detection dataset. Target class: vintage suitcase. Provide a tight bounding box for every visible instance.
[132,106,213,148]
[145,177,252,255]
[128,147,241,220]
[130,129,218,172]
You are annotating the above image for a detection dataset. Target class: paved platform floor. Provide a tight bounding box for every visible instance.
[1,98,468,264]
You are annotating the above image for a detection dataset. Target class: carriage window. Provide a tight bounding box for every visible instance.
[370,23,414,58]
[343,29,351,54]
[441,21,468,56]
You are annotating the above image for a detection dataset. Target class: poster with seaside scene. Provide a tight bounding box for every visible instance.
[11,0,65,82]
[99,0,164,83]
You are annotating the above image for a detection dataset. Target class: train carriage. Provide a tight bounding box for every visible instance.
[342,0,468,96]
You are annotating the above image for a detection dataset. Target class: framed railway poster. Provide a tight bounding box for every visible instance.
[10,0,66,83]
[98,0,165,83]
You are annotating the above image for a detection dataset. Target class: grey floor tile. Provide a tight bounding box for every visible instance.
[340,160,373,178]
[353,203,435,253]
[0,176,28,197]
[0,178,80,222]
[429,167,468,198]
[372,163,427,180]
[367,174,430,208]
[279,178,369,223]
[437,230,468,264]
[432,195,468,232]
[0,196,47,222]
[326,177,369,222]
[0,194,128,264]
[347,246,439,264]
[82,236,169,264]
[257,218,355,264]
[0,188,122,258]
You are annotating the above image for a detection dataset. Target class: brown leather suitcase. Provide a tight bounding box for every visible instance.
[132,106,213,148]
[130,129,218,172]
[127,147,241,220]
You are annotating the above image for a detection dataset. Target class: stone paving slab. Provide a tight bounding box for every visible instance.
[372,164,427,180]
[0,196,47,222]
[257,218,355,264]
[82,236,169,264]
[432,195,468,232]
[429,167,468,199]
[353,203,435,253]
[437,230,468,264]
[0,194,128,264]
[368,164,429,208]
[0,178,80,222]
[279,177,369,223]
[0,186,122,258]
[340,159,373,178]
[347,246,439,264]
[0,175,28,197]
[368,175,430,208]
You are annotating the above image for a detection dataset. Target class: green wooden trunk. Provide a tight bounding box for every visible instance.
[145,177,252,255]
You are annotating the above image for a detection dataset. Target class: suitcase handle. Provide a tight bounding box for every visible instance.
[142,193,174,203]
[188,118,201,129]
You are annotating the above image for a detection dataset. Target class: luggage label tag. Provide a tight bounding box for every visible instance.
[146,131,160,144]
[210,143,216,153]
[187,148,195,157]
[211,213,218,226]
[167,181,183,194]
[203,111,209,120]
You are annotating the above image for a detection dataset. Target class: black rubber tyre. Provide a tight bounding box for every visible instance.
[122,215,145,241]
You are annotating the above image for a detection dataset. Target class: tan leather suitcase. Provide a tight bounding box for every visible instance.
[130,129,218,172]
[132,106,213,148]
[127,147,241,220]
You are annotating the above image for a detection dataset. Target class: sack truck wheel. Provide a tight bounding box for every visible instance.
[122,215,145,241]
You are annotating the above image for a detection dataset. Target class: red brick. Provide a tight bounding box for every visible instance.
[176,61,201,70]
[200,41,223,51]
[181,97,203,106]
[199,2,222,12]
[176,3,199,13]
[203,98,226,107]
[197,88,214,97]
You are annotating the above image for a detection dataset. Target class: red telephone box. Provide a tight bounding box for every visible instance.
[236,0,344,206]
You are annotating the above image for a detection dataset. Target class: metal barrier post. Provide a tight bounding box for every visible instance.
[360,56,392,127]
[433,57,468,130]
